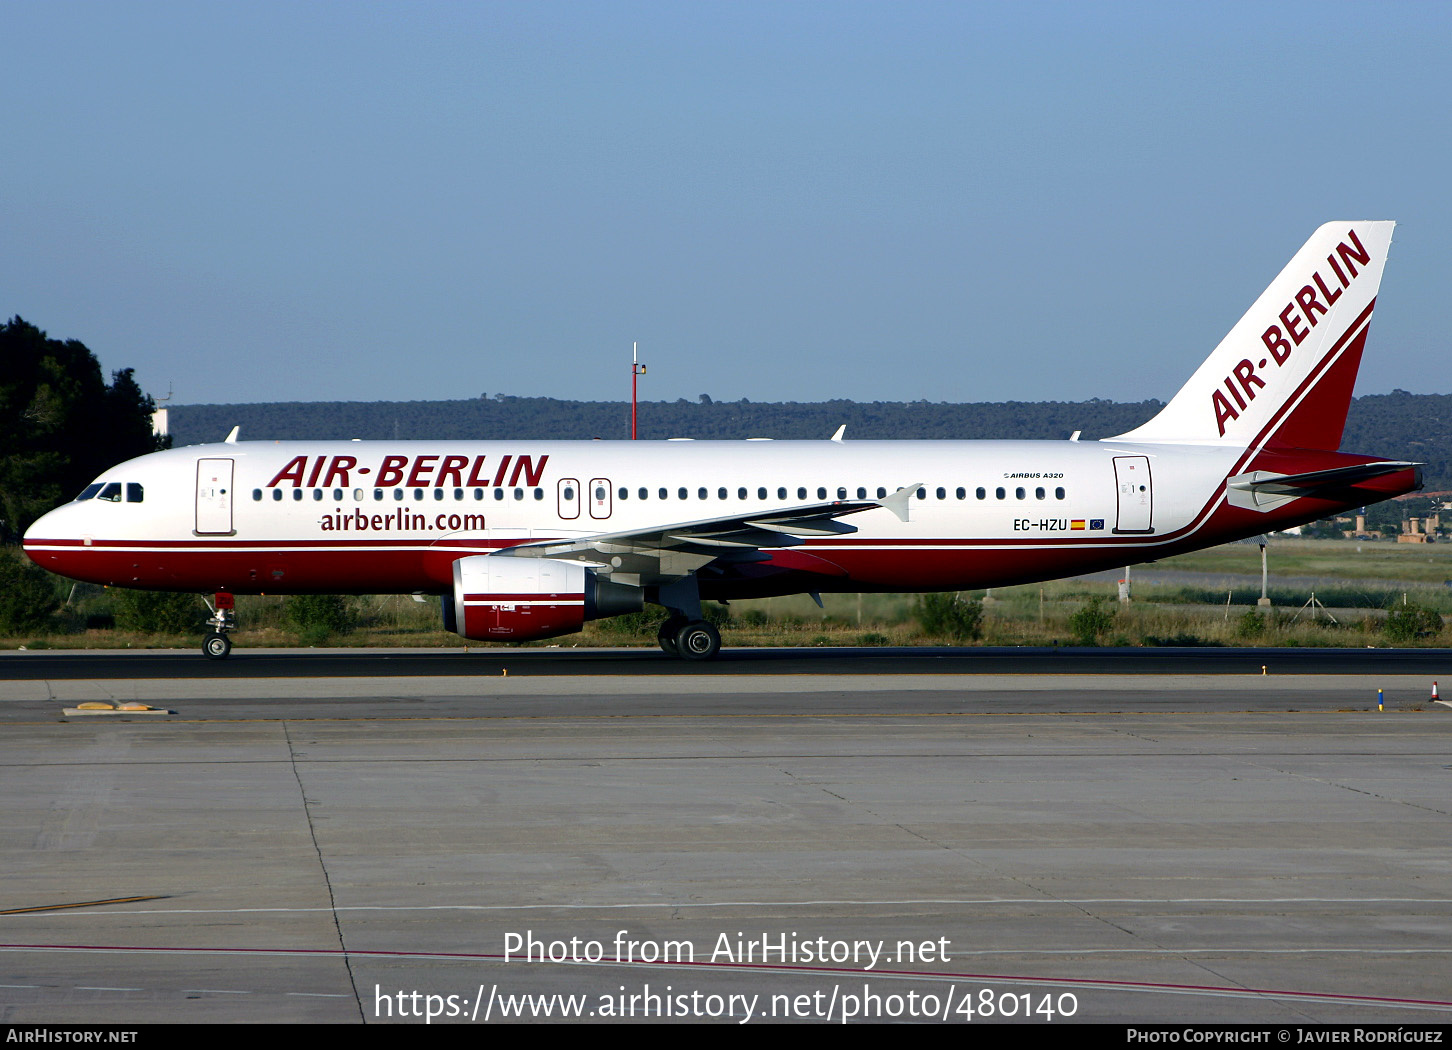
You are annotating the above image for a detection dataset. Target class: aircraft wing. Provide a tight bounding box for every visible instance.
[495,486,920,584]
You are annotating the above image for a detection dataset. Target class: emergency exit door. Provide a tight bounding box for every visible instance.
[195,458,235,535]
[1113,456,1153,533]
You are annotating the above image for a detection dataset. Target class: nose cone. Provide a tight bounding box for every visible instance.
[22,502,89,579]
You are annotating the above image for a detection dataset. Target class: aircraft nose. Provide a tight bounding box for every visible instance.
[22,503,82,572]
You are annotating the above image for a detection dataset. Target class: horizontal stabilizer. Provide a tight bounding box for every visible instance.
[1226,460,1419,511]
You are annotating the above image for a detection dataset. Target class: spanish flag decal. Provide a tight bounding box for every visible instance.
[1071,520,1086,530]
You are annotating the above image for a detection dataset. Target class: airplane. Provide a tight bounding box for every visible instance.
[22,221,1420,661]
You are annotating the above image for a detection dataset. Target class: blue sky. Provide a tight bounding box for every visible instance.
[4,1,1449,410]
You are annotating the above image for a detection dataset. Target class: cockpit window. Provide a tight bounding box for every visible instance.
[126,483,144,503]
[76,483,103,501]
[98,483,122,502]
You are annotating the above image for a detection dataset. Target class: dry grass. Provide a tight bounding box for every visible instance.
[5,539,1449,650]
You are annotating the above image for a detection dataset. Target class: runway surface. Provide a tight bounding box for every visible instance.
[2,647,1450,1025]
[7,643,1452,678]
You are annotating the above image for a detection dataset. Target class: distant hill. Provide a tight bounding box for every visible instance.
[165,390,1452,491]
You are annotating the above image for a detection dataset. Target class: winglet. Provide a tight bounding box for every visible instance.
[879,483,922,523]
[223,426,240,444]
[830,424,846,443]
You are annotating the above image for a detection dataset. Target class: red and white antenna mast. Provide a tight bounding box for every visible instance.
[631,341,646,439]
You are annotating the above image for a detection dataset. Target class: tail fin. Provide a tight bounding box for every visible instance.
[1111,221,1394,451]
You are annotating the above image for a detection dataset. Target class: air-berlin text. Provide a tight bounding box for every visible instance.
[269,454,549,489]
[1212,227,1372,437]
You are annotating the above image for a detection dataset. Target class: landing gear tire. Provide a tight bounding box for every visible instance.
[203,632,232,660]
[674,620,721,661]
[657,616,686,656]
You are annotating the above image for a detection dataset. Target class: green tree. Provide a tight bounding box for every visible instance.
[0,318,167,541]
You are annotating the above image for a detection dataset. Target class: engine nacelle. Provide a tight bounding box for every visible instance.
[444,555,642,642]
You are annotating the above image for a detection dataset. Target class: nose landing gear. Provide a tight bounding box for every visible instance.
[202,592,236,660]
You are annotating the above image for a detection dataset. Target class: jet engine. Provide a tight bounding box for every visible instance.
[442,555,642,642]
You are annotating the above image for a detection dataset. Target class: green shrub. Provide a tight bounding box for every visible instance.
[1236,609,1266,638]
[0,547,60,634]
[286,595,358,636]
[112,590,201,634]
[1384,604,1443,643]
[1068,596,1116,645]
[915,592,983,642]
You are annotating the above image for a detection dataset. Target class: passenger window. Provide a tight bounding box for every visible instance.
[455,488,464,500]
[619,487,628,499]
[474,489,485,500]
[1015,487,1025,499]
[837,487,847,500]
[798,487,808,500]
[1036,487,1045,499]
[679,487,688,499]
[778,487,787,500]
[718,487,727,499]
[976,487,986,499]
[995,487,1005,500]
[916,487,926,500]
[956,487,965,499]
[250,488,261,502]
[293,489,303,501]
[534,488,543,500]
[273,489,284,502]
[514,488,524,501]
[412,488,423,500]
[659,487,668,500]
[758,487,767,500]
[698,487,707,499]
[317,490,327,502]
[335,489,345,501]
[936,487,946,500]
[392,489,402,501]
[737,487,747,499]
[876,487,886,499]
[817,487,827,499]
[494,488,504,501]
[433,489,443,501]
[1056,487,1066,499]
[857,487,866,499]
[639,487,648,500]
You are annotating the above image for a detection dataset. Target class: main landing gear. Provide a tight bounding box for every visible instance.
[202,592,236,660]
[652,577,721,661]
[656,615,721,661]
